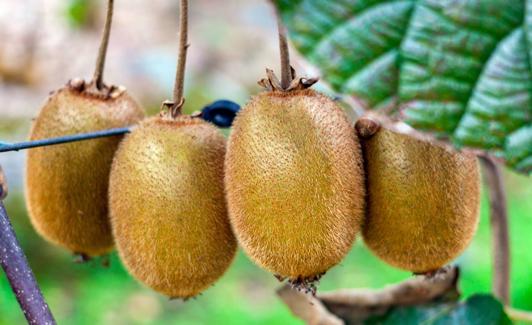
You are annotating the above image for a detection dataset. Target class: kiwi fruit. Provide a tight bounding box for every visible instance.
[26,83,144,257]
[225,72,365,287]
[357,116,480,273]
[25,0,145,258]
[109,115,237,298]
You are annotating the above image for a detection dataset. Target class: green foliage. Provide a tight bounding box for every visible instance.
[366,295,512,325]
[276,0,532,173]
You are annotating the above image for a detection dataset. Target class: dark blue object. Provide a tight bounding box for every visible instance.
[201,100,240,128]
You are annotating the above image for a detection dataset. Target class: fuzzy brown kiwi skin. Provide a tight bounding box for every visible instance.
[109,116,237,299]
[25,85,144,257]
[225,89,365,281]
[359,121,480,273]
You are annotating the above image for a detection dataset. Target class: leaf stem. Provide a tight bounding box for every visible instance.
[92,0,114,90]
[171,0,189,116]
[480,156,510,305]
[275,9,291,90]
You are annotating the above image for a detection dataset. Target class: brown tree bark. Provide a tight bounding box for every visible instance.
[0,166,56,324]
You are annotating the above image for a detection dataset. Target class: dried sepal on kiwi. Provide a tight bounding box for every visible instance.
[159,98,187,120]
[67,77,126,100]
[257,67,318,92]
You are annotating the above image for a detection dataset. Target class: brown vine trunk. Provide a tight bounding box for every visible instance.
[0,166,56,324]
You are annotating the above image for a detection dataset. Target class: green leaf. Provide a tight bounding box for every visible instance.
[453,29,531,152]
[276,0,532,173]
[365,295,512,325]
[505,125,532,172]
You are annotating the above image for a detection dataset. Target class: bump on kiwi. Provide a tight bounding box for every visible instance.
[25,82,144,257]
[225,88,365,284]
[358,117,481,273]
[109,116,237,299]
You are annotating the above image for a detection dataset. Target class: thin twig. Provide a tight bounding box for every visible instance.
[0,167,56,324]
[0,127,131,153]
[171,0,189,116]
[480,156,510,305]
[92,0,114,90]
[275,8,292,90]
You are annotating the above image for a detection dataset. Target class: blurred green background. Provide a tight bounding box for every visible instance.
[1,0,531,324]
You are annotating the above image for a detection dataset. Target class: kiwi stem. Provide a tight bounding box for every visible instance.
[480,156,510,305]
[92,0,114,90]
[275,8,292,90]
[171,0,189,116]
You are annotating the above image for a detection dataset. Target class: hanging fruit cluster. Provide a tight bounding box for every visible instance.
[24,0,480,300]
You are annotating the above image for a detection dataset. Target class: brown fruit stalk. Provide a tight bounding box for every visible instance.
[225,69,365,289]
[109,115,236,298]
[357,116,480,274]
